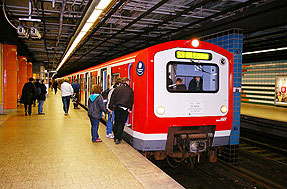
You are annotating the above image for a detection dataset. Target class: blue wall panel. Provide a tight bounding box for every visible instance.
[202,29,243,145]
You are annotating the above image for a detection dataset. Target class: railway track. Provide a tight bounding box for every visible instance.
[193,165,234,188]
[217,160,285,189]
[240,137,287,165]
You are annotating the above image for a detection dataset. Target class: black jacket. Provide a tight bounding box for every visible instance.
[109,83,134,111]
[188,78,203,91]
[20,82,36,105]
[88,94,110,119]
[37,84,47,100]
[52,82,58,88]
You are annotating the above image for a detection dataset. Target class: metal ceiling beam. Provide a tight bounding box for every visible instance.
[83,0,214,64]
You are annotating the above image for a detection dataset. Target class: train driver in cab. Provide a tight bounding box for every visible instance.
[188,76,203,91]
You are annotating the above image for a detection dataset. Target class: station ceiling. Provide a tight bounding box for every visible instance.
[0,0,286,77]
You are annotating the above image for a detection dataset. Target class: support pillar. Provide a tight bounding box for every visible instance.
[202,29,243,165]
[0,44,3,114]
[40,65,45,80]
[3,44,18,110]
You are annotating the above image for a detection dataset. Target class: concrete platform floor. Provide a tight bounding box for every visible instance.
[0,91,182,188]
[241,103,287,122]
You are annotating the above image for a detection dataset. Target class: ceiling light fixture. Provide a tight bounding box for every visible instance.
[56,0,113,71]
[242,47,287,55]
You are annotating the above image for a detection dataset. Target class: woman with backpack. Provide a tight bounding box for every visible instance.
[88,85,111,142]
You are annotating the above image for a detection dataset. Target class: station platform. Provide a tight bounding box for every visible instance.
[241,103,287,122]
[0,91,183,188]
[240,103,287,139]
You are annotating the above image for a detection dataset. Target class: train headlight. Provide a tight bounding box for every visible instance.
[191,39,199,48]
[156,106,165,115]
[220,105,228,113]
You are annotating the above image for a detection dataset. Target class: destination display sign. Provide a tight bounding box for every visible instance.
[176,51,212,60]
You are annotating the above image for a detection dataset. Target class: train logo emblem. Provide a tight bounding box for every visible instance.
[136,61,145,76]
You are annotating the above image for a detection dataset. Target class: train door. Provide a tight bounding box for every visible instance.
[85,72,89,106]
[101,68,107,91]
[80,74,84,105]
[128,63,134,127]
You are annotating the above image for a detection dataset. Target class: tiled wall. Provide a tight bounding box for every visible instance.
[201,29,243,146]
[3,44,18,109]
[241,60,287,105]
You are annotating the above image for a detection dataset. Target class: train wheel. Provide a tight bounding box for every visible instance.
[188,155,196,169]
[166,145,186,168]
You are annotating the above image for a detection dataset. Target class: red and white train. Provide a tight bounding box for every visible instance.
[64,39,233,165]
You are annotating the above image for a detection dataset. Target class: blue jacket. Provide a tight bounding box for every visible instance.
[72,82,80,93]
[88,94,110,119]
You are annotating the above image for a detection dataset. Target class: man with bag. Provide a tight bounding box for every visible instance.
[109,77,134,144]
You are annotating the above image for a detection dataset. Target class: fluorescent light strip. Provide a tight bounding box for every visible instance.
[243,47,287,55]
[56,0,113,71]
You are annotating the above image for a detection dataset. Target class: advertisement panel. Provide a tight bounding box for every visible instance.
[275,76,287,106]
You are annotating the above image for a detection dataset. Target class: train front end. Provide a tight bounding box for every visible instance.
[150,40,233,163]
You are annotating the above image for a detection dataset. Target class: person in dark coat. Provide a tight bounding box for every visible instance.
[37,80,47,115]
[109,77,134,144]
[20,77,36,116]
[52,80,58,94]
[188,76,203,91]
[71,78,81,109]
[88,85,110,142]
[33,79,41,106]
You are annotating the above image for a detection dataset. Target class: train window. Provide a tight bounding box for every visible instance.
[167,62,219,93]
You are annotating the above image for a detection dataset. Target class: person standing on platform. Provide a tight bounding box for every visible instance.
[20,77,36,116]
[53,80,58,94]
[61,78,74,115]
[105,78,122,139]
[109,77,134,144]
[88,85,111,142]
[49,80,52,91]
[71,78,81,109]
[37,80,47,115]
[33,79,40,107]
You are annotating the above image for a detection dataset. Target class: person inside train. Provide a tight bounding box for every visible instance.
[167,77,174,90]
[109,77,134,144]
[175,78,187,91]
[188,76,203,91]
[88,85,111,142]
[105,77,122,139]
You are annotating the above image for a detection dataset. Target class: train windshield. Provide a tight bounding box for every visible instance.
[167,62,219,93]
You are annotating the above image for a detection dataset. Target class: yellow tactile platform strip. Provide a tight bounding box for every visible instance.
[0,91,183,188]
[241,103,287,122]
